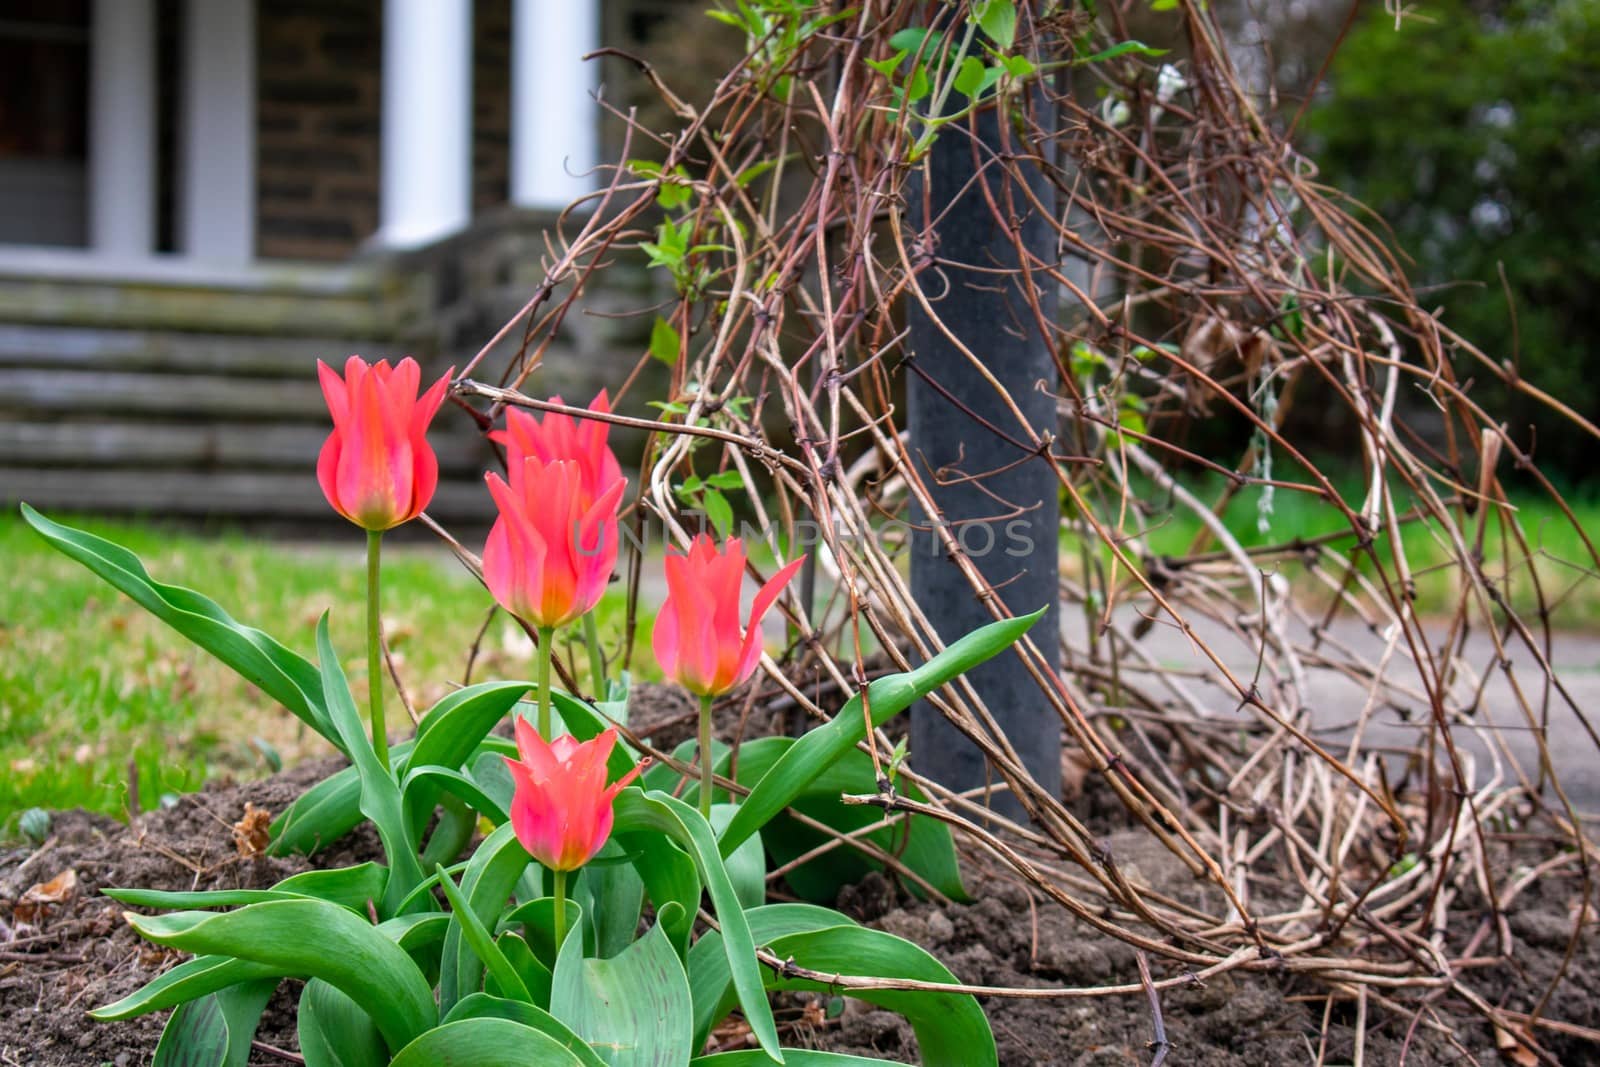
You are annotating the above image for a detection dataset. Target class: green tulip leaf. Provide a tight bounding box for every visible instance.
[499,896,595,964]
[769,925,995,1067]
[597,671,631,725]
[612,789,782,1063]
[439,823,533,1014]
[687,904,857,1051]
[20,504,335,746]
[421,793,479,867]
[122,900,436,1054]
[93,911,443,1025]
[708,803,766,910]
[406,764,510,826]
[614,830,699,959]
[151,979,277,1067]
[551,909,694,1067]
[489,931,554,1007]
[442,994,607,1067]
[92,955,279,1022]
[388,1018,593,1067]
[639,738,697,794]
[269,759,368,856]
[404,681,531,834]
[471,749,518,819]
[297,978,387,1067]
[732,737,964,902]
[719,610,1042,856]
[437,862,534,1004]
[577,839,647,959]
[693,1054,918,1067]
[106,862,389,914]
[315,615,425,914]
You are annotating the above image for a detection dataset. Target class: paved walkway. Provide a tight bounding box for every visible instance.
[1063,607,1600,813]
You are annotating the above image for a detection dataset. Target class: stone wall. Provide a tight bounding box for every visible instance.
[255,0,383,260]
[254,0,513,261]
[473,0,512,215]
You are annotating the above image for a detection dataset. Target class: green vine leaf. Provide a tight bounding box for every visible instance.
[973,0,1017,51]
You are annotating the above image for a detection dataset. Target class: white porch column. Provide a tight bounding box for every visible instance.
[511,0,599,210]
[89,0,157,257]
[380,0,473,247]
[180,0,256,261]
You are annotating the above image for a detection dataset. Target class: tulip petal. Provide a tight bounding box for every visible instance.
[388,357,422,417]
[414,366,454,427]
[316,431,345,520]
[337,357,413,529]
[505,757,565,868]
[484,472,550,623]
[401,368,449,523]
[513,714,561,780]
[572,477,624,614]
[503,726,636,872]
[405,438,439,523]
[661,550,721,694]
[735,554,806,685]
[651,590,683,680]
[317,360,350,425]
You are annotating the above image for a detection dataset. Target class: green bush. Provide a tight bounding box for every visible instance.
[1305,0,1600,478]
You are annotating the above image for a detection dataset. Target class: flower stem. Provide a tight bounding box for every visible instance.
[536,626,555,738]
[552,867,568,949]
[582,612,606,700]
[366,529,389,771]
[698,694,715,819]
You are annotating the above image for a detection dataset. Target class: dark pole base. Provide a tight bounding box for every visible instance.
[906,101,1062,822]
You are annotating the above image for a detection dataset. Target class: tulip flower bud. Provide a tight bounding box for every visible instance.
[490,390,623,512]
[653,535,804,698]
[316,356,453,531]
[503,720,642,871]
[483,457,625,631]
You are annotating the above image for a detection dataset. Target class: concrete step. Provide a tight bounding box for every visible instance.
[0,265,384,337]
[0,323,408,377]
[2,466,495,523]
[0,419,492,474]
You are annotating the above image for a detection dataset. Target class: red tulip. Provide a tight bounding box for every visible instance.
[503,718,642,871]
[653,535,804,698]
[317,356,453,531]
[483,457,625,630]
[490,390,624,511]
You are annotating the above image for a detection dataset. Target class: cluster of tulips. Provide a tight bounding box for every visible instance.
[22,353,1038,1065]
[317,355,802,904]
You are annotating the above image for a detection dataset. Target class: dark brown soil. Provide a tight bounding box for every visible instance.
[3,716,1597,1065]
[0,758,368,1066]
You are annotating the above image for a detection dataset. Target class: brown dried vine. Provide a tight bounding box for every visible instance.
[437,3,1597,1061]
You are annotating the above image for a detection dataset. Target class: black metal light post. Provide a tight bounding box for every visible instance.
[907,98,1061,818]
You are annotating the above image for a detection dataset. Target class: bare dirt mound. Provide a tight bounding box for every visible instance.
[2,756,1596,1065]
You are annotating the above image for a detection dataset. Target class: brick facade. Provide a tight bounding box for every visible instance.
[473,0,511,215]
[255,0,383,260]
[254,0,512,261]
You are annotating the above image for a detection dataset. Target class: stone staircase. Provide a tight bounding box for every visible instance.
[0,266,495,523]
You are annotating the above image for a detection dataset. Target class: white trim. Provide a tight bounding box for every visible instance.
[511,0,599,210]
[379,0,473,248]
[89,0,157,256]
[180,0,256,262]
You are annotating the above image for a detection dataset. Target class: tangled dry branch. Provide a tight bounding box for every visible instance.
[439,3,1598,1060]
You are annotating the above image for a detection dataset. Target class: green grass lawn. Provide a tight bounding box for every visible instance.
[5,474,1596,830]
[0,511,654,830]
[1065,472,1600,627]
